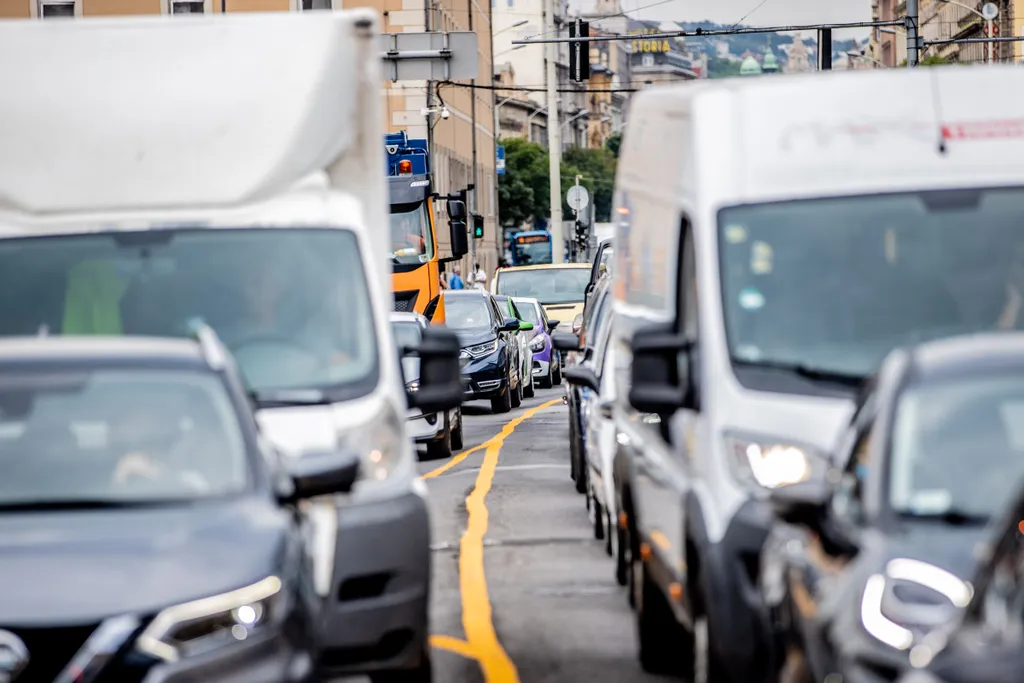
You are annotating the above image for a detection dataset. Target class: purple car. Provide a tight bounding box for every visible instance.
[512,296,562,388]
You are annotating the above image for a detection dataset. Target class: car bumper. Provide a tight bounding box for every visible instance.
[140,624,311,683]
[316,490,430,677]
[405,411,445,443]
[532,358,550,377]
[463,362,507,400]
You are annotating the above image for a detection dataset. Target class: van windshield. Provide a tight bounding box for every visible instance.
[0,228,378,399]
[719,188,1024,379]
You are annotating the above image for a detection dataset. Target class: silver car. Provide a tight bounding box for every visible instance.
[391,312,464,459]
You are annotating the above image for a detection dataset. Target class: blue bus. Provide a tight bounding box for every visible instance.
[510,230,553,266]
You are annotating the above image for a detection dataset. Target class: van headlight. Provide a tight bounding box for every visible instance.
[340,406,413,498]
[860,559,972,652]
[724,433,823,490]
[137,576,283,662]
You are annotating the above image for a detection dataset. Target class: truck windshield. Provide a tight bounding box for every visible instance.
[0,228,378,399]
[718,188,1024,379]
[0,368,249,508]
[390,202,435,266]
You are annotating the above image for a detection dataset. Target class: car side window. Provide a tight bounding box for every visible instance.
[489,299,503,325]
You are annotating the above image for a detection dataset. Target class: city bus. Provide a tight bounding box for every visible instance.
[510,230,553,266]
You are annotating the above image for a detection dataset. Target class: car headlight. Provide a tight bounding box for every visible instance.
[406,379,420,393]
[529,335,546,351]
[339,405,414,499]
[137,576,283,662]
[463,339,499,359]
[860,558,973,652]
[724,433,824,490]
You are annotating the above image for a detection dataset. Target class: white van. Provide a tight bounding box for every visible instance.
[0,13,464,682]
[609,66,1024,682]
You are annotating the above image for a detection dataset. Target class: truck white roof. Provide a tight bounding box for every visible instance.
[622,65,1024,207]
[0,11,381,215]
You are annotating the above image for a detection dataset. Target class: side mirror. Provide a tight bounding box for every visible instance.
[407,327,464,413]
[500,317,520,332]
[571,313,584,335]
[628,323,691,415]
[768,481,832,528]
[284,449,361,501]
[547,320,560,332]
[519,321,534,331]
[564,366,599,393]
[552,331,582,352]
[447,199,468,259]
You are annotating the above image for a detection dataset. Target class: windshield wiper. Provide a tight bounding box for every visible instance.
[0,499,187,512]
[732,358,866,387]
[249,388,333,407]
[898,508,990,526]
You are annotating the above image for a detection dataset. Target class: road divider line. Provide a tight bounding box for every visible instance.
[422,440,488,480]
[429,634,479,661]
[460,399,560,683]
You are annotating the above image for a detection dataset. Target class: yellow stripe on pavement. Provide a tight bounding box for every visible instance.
[429,634,478,660]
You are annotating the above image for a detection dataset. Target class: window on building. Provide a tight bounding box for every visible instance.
[169,0,205,12]
[301,0,331,9]
[38,0,74,17]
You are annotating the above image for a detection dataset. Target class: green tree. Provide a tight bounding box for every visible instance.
[561,146,617,222]
[605,132,622,159]
[497,137,550,227]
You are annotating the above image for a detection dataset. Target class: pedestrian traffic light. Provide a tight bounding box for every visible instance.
[472,214,484,239]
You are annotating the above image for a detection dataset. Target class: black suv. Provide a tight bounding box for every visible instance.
[0,327,359,683]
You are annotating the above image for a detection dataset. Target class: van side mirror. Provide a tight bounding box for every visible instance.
[768,481,832,527]
[552,331,582,352]
[447,199,468,259]
[564,366,599,393]
[283,449,361,501]
[628,323,691,415]
[408,327,464,413]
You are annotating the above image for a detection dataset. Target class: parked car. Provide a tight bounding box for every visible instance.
[391,312,464,459]
[493,294,536,399]
[0,330,361,683]
[554,275,613,495]
[763,333,1024,683]
[512,296,562,388]
[443,290,524,414]
[893,477,1024,683]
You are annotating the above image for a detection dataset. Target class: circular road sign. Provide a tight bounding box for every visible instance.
[567,185,590,211]
[982,2,999,20]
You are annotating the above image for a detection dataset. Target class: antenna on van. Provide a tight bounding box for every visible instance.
[930,70,948,156]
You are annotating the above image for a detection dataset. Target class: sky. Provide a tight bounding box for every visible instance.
[624,0,874,38]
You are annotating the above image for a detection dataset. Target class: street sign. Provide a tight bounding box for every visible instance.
[379,31,479,82]
[496,145,505,176]
[566,185,589,211]
[982,2,999,20]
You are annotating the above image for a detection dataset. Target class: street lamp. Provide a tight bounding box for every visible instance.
[494,19,528,36]
[561,109,589,149]
[936,0,998,63]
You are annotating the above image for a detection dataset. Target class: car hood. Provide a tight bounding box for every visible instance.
[0,498,290,625]
[455,328,497,348]
[541,302,583,323]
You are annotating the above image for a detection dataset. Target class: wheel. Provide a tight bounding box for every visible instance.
[538,362,553,389]
[591,486,605,541]
[491,382,512,414]
[426,413,452,460]
[605,509,615,557]
[450,409,464,451]
[573,425,587,495]
[635,551,694,677]
[510,371,523,408]
[692,573,732,683]
[553,358,562,385]
[615,517,628,583]
[370,649,432,683]
[568,408,580,483]
[523,368,535,398]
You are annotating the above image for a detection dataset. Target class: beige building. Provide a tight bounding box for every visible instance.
[1,0,500,275]
[494,64,549,144]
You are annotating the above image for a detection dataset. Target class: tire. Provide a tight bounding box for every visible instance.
[450,409,464,451]
[568,407,580,483]
[510,371,523,408]
[538,362,553,389]
[523,368,536,398]
[426,414,452,460]
[591,486,605,541]
[370,649,432,683]
[692,572,732,683]
[635,553,694,677]
[491,382,512,414]
[573,424,587,495]
[553,359,562,385]
[605,509,615,557]
[615,518,628,584]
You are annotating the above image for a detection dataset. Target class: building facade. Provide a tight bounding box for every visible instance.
[4,0,500,275]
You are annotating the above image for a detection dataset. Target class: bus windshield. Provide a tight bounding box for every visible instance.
[512,234,552,266]
[390,202,435,266]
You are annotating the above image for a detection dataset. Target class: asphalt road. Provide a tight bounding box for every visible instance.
[409,383,673,683]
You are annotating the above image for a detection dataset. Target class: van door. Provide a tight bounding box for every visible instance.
[585,240,612,303]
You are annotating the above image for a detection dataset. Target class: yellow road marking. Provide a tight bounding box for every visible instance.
[422,440,489,479]
[457,399,559,683]
[429,634,478,660]
[650,530,672,551]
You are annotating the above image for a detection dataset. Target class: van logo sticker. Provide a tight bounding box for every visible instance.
[725,225,747,244]
[738,287,765,311]
[751,241,773,275]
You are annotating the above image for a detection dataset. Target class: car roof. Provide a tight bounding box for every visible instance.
[390,311,427,325]
[498,263,590,272]
[511,296,541,306]
[908,332,1024,383]
[0,336,210,369]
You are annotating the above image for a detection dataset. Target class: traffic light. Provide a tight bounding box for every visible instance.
[569,19,590,83]
[575,220,588,242]
[472,214,484,239]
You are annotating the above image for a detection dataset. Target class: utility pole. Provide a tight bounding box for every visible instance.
[906,0,920,67]
[545,0,564,264]
[819,28,833,70]
[468,0,478,273]
[572,174,580,261]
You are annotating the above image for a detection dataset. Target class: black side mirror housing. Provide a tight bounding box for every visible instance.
[500,317,520,332]
[284,449,361,501]
[768,481,832,528]
[628,323,691,415]
[408,327,464,413]
[547,320,560,333]
[564,366,599,393]
[552,331,582,352]
[447,199,468,259]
